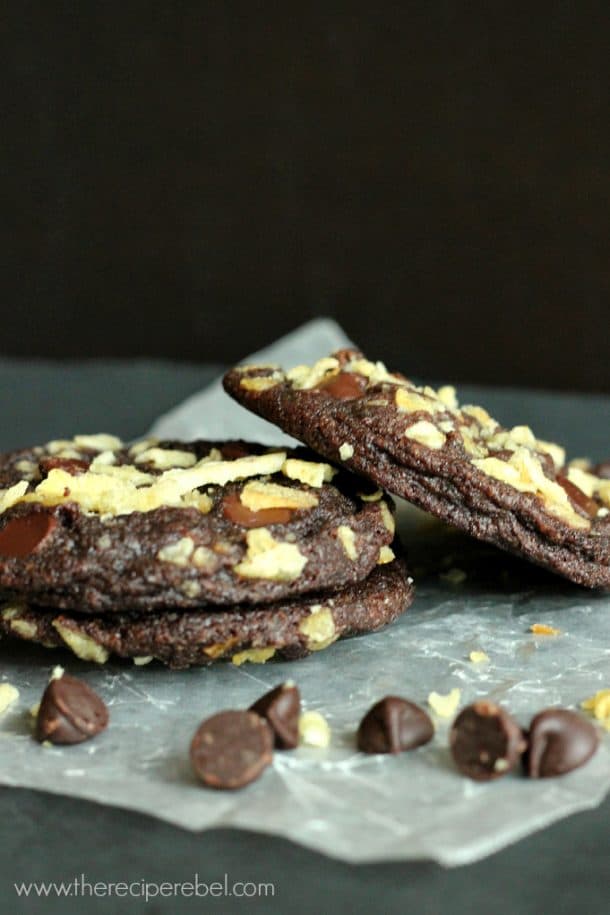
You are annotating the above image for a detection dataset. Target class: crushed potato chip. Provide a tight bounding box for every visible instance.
[530,623,562,636]
[428,688,461,718]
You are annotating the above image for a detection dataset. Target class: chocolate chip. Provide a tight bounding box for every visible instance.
[449,701,526,781]
[250,682,301,749]
[0,512,57,558]
[357,696,434,754]
[35,674,109,745]
[526,709,599,778]
[190,710,273,789]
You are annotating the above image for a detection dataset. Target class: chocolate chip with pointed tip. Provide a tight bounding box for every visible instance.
[526,708,599,778]
[357,696,434,754]
[35,674,108,745]
[250,682,301,749]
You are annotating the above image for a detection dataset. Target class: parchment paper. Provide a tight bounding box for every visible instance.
[0,319,608,866]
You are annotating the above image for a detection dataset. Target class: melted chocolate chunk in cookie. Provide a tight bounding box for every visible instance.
[0,512,57,558]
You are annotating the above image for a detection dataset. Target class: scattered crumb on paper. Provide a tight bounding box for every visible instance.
[469,651,489,664]
[0,684,19,715]
[428,688,461,718]
[530,623,561,636]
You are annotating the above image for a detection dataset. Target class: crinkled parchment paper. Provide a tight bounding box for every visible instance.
[0,320,609,866]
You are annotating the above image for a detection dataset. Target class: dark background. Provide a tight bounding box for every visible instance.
[2,3,609,391]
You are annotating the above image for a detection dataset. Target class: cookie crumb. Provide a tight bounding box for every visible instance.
[581,689,610,724]
[530,623,561,636]
[428,688,461,718]
[298,710,331,748]
[469,650,489,664]
[0,683,19,715]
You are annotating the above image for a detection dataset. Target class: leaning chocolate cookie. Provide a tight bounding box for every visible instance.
[224,350,610,589]
[0,558,414,669]
[0,436,396,612]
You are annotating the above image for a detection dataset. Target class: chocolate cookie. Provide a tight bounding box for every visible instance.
[0,436,396,612]
[0,558,414,669]
[224,350,610,589]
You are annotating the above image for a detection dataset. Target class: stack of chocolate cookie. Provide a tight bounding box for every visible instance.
[0,436,413,668]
